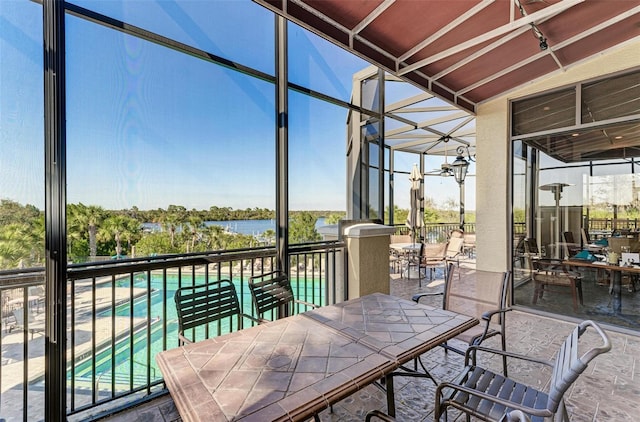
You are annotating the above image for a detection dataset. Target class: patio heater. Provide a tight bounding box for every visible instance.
[451,147,470,231]
[539,183,572,258]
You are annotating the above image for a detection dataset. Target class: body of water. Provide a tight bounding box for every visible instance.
[142,217,327,236]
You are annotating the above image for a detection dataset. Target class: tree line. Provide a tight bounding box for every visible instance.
[0,199,345,269]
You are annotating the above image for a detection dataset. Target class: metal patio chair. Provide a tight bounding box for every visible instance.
[248,270,317,322]
[435,319,611,422]
[413,263,511,375]
[174,279,259,345]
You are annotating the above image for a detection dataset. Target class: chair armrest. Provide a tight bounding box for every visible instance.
[412,291,444,303]
[178,332,194,345]
[465,345,554,368]
[294,299,318,309]
[242,313,263,325]
[470,308,512,345]
[481,307,512,322]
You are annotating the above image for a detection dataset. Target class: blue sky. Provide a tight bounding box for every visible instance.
[1,0,473,213]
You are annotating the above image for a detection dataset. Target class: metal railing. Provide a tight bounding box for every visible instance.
[0,241,345,421]
[393,222,476,243]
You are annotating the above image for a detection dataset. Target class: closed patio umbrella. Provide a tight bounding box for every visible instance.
[406,164,423,244]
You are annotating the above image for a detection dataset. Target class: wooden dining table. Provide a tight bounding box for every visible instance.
[565,259,640,315]
[156,293,478,422]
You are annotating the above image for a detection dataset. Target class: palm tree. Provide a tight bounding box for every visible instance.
[100,215,141,256]
[68,203,105,259]
[185,215,204,253]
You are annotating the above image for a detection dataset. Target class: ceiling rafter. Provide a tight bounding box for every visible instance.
[385,92,434,112]
[351,0,395,35]
[397,0,584,76]
[398,0,495,64]
[455,4,640,97]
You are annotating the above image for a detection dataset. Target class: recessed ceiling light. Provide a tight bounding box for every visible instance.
[543,106,550,111]
[614,135,623,139]
[571,133,579,137]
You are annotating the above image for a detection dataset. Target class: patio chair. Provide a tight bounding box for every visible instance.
[413,263,511,375]
[174,279,259,345]
[532,258,583,312]
[562,231,581,257]
[248,270,317,322]
[365,408,532,422]
[435,319,611,422]
[10,308,45,339]
[406,242,446,286]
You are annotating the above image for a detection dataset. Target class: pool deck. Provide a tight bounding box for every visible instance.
[1,282,148,396]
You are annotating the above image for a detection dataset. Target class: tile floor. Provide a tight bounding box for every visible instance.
[98,267,640,422]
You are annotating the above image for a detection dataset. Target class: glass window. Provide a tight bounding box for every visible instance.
[288,91,347,242]
[288,22,369,102]
[582,70,640,123]
[68,0,275,75]
[512,88,576,135]
[66,15,275,262]
[0,1,45,420]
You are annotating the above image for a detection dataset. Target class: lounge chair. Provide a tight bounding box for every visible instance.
[10,308,45,339]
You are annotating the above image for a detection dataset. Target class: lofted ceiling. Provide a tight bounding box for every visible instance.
[254,0,640,114]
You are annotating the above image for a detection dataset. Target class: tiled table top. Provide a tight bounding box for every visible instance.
[156,293,478,422]
[302,293,478,364]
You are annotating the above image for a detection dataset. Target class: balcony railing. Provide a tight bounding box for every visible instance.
[393,222,476,243]
[0,241,345,421]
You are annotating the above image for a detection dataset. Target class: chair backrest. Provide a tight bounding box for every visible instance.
[563,231,575,244]
[174,279,244,344]
[422,242,447,259]
[443,263,510,324]
[390,234,412,244]
[248,270,295,320]
[446,237,464,258]
[524,237,539,254]
[546,320,611,412]
[581,228,591,245]
[12,308,37,325]
[450,229,464,239]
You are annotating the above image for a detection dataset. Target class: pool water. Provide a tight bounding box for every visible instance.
[70,274,324,391]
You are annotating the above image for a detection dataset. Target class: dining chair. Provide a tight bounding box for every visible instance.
[562,231,581,257]
[407,242,447,286]
[413,263,511,375]
[174,279,259,345]
[434,319,611,422]
[248,270,317,322]
[531,258,583,312]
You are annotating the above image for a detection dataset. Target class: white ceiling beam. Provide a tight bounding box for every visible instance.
[352,0,395,34]
[391,106,460,113]
[397,0,584,76]
[386,92,435,112]
[398,0,495,63]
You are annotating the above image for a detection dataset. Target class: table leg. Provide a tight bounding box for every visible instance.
[612,270,622,315]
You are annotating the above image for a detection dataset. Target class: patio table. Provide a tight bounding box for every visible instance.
[156,293,477,422]
[565,259,640,315]
[389,243,422,278]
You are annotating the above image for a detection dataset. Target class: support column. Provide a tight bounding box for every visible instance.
[343,223,395,299]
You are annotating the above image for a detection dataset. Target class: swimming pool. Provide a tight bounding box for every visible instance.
[70,273,325,392]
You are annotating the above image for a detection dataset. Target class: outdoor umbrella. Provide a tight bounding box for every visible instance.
[406,164,423,244]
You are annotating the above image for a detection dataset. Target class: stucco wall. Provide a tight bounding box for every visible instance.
[475,40,640,272]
